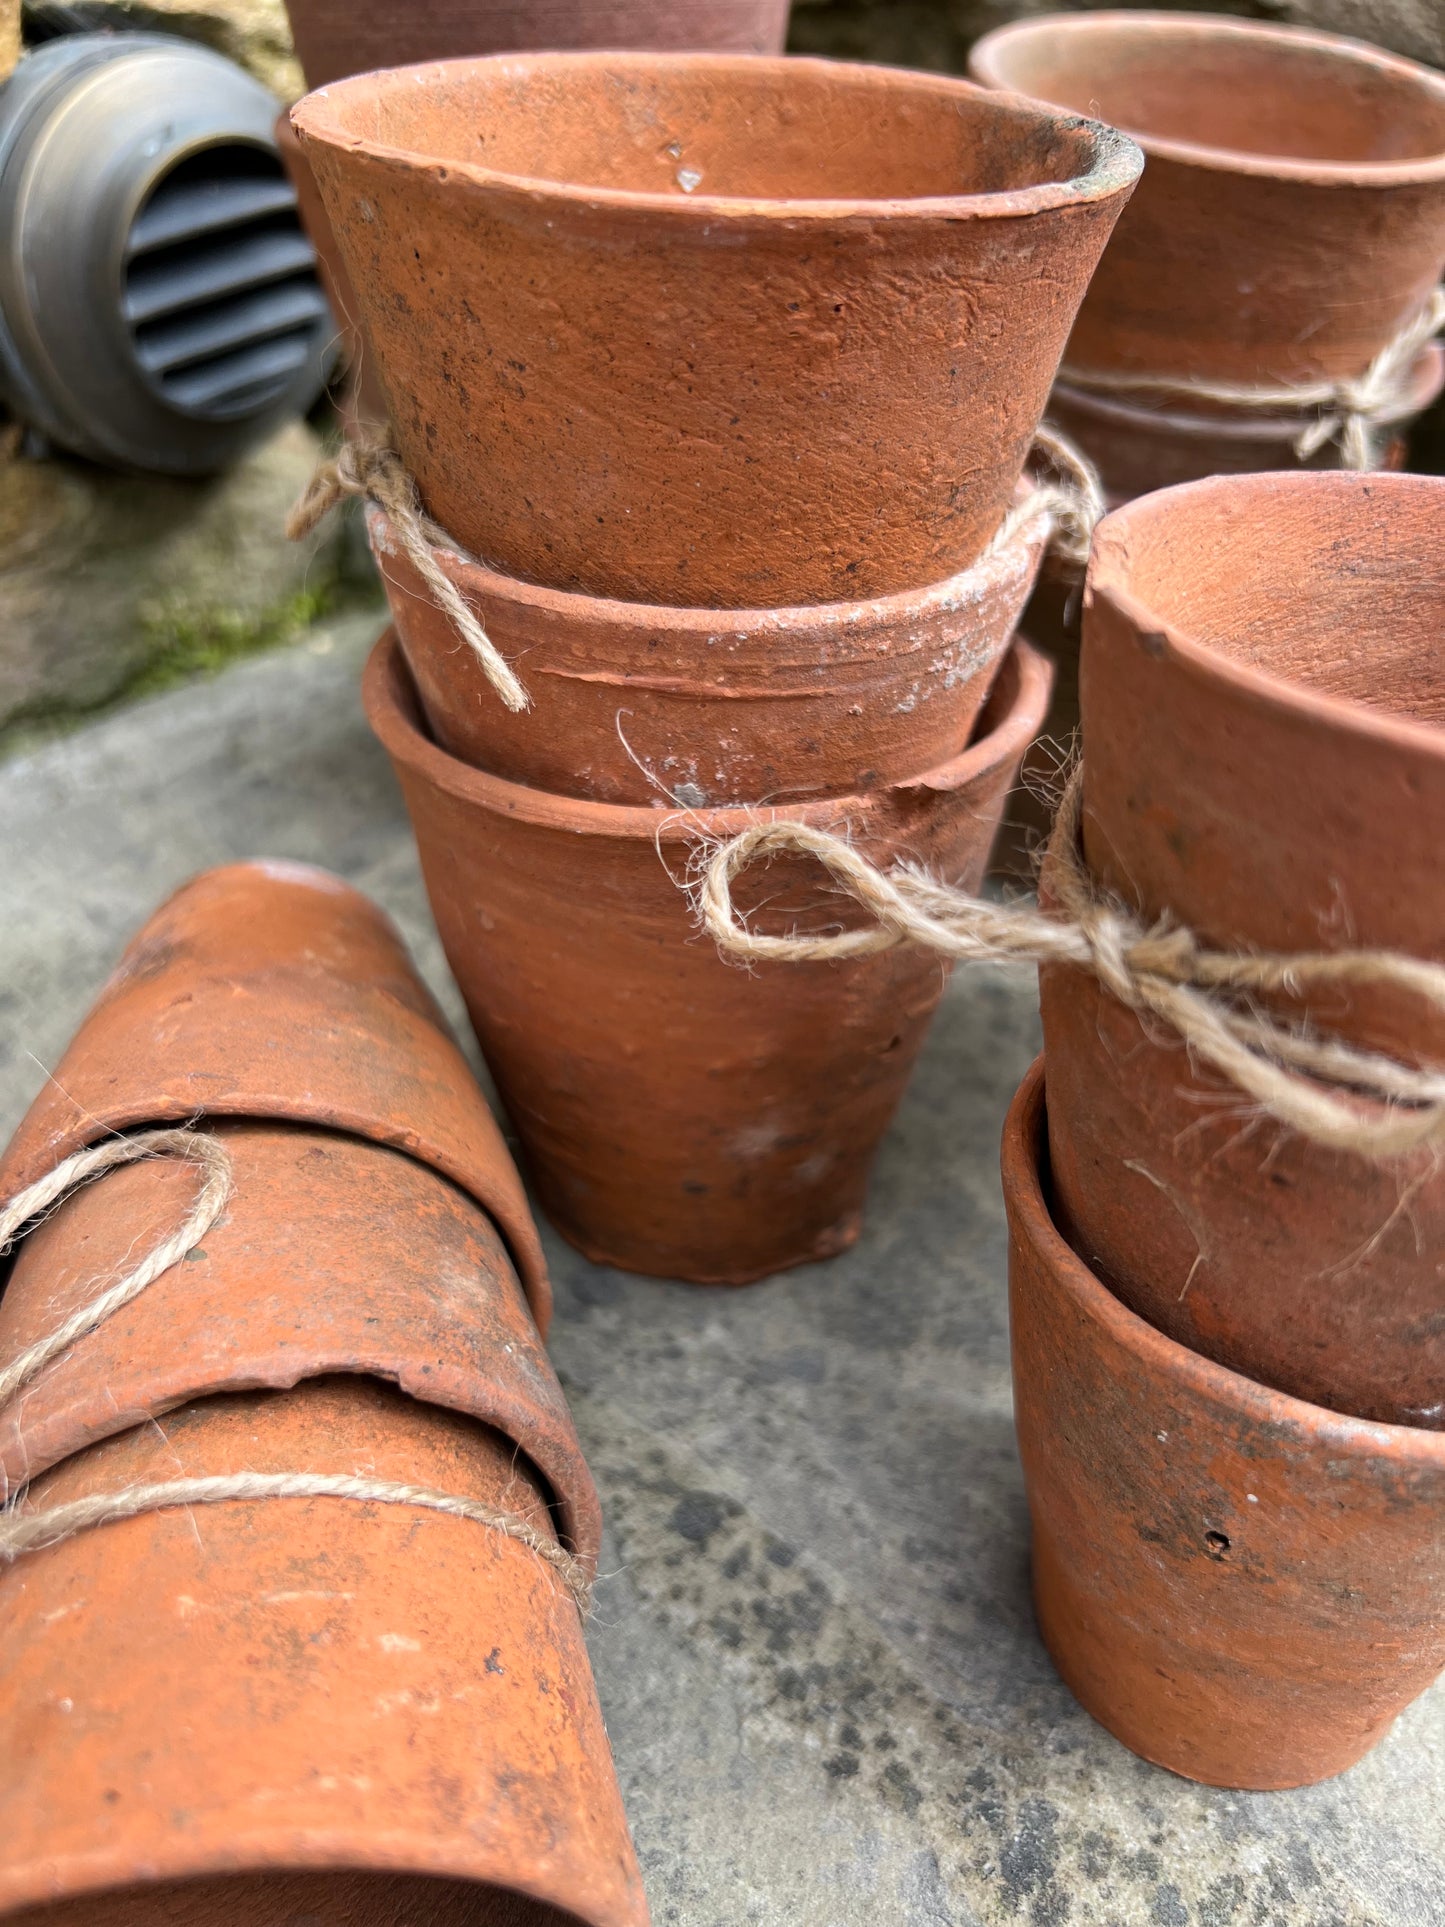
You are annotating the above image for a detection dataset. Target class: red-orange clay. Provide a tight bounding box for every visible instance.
[1005,1058,1445,1791]
[0,1121,598,1558]
[1039,472,1445,1427]
[0,859,550,1327]
[293,54,1139,608]
[970,12,1445,390]
[366,629,1051,1283]
[369,489,1048,805]
[0,1377,646,1926]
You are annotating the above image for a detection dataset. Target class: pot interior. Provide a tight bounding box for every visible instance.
[981,17,1445,166]
[7,1871,587,1924]
[307,54,1111,202]
[1098,475,1445,728]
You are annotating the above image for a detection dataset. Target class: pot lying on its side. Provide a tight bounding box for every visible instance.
[1006,1058,1445,1791]
[0,1378,641,1927]
[284,0,793,90]
[1040,471,1445,1427]
[0,857,550,1325]
[366,628,1052,1283]
[369,486,1050,805]
[294,54,1139,607]
[970,12,1445,491]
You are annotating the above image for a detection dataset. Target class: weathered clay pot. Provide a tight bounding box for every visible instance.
[0,1377,645,1925]
[294,55,1140,607]
[366,628,1051,1282]
[369,486,1049,805]
[284,0,792,90]
[1039,471,1445,1426]
[274,107,388,425]
[0,1121,594,1541]
[969,12,1445,391]
[0,858,550,1326]
[1005,1058,1445,1790]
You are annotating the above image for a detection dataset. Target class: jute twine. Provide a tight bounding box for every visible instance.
[286,433,531,714]
[286,423,1103,711]
[696,771,1445,1163]
[0,1128,590,1612]
[1058,286,1445,472]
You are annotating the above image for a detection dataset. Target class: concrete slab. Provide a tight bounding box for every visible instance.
[0,617,1441,1927]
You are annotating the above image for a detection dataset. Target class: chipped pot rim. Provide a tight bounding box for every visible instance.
[291,50,1144,223]
[971,11,1445,188]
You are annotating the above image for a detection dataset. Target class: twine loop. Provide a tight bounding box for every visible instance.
[0,1128,590,1613]
[1059,286,1445,472]
[286,432,531,714]
[696,772,1445,1164]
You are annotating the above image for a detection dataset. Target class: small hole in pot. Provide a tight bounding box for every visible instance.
[1204,1530,1231,1559]
[882,1034,903,1054]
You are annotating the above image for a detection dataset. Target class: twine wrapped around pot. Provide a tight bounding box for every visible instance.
[289,425,1105,711]
[696,772,1445,1162]
[0,1129,591,1610]
[1058,287,1445,471]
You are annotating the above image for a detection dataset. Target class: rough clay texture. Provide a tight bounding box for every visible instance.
[365,631,1049,1283]
[1,618,1443,1921]
[0,421,352,737]
[789,0,1445,74]
[296,56,1137,607]
[1043,472,1445,1431]
[1008,1062,1445,1792]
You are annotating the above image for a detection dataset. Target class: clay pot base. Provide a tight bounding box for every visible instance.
[367,629,1051,1283]
[1005,1059,1445,1790]
[7,1871,584,1925]
[295,55,1138,606]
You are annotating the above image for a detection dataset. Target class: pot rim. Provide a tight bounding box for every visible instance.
[970,10,1445,187]
[365,626,1052,835]
[292,50,1143,222]
[1087,470,1445,763]
[366,476,1049,637]
[1006,1056,1445,1466]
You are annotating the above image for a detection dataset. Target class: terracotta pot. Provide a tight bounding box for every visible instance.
[284,0,793,90]
[1039,470,1445,1426]
[969,12,1445,390]
[365,627,1051,1282]
[0,859,550,1327]
[369,486,1049,806]
[294,55,1140,608]
[0,1376,645,1925]
[274,108,389,427]
[0,1121,595,1548]
[1044,350,1442,499]
[1005,1058,1445,1791]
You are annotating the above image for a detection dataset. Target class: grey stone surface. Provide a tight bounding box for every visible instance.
[0,618,1442,1926]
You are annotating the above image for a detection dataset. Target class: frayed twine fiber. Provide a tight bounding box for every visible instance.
[286,431,531,714]
[0,1128,590,1613]
[1059,286,1445,472]
[697,771,1445,1164]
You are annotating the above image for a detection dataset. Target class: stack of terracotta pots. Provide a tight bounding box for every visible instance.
[291,51,1142,1282]
[969,9,1445,801]
[274,2,796,425]
[0,862,647,1926]
[1005,469,1445,1790]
